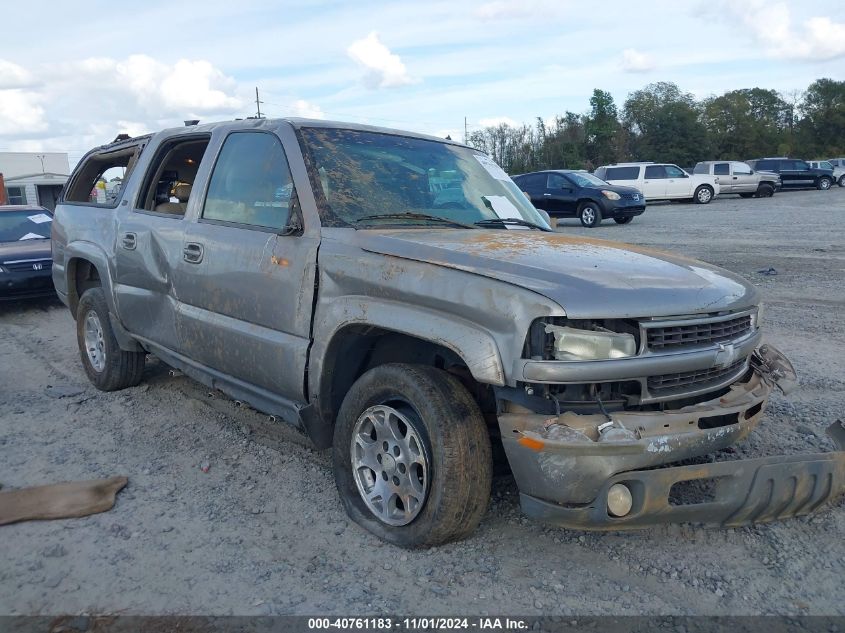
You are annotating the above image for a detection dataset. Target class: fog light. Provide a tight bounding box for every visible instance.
[607,483,633,517]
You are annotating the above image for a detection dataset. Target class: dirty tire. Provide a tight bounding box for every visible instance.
[578,202,602,228]
[755,183,774,198]
[739,192,755,198]
[817,177,832,190]
[76,288,145,391]
[332,363,492,548]
[614,216,633,224]
[694,185,714,204]
[839,175,845,187]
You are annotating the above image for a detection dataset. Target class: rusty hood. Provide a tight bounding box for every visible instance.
[353,229,758,319]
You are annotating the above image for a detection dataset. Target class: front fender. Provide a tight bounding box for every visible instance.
[309,296,506,393]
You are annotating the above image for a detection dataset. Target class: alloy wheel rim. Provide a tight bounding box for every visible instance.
[583,208,596,224]
[351,404,429,526]
[821,179,830,189]
[699,188,711,202]
[83,310,106,372]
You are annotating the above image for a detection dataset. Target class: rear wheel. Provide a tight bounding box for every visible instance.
[578,202,602,228]
[332,363,492,548]
[838,175,845,187]
[739,193,754,199]
[694,185,714,204]
[614,216,633,224]
[76,288,145,391]
[817,177,832,190]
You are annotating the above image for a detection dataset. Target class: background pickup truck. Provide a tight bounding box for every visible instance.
[693,160,781,197]
[51,118,845,548]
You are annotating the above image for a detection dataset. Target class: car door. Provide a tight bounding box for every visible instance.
[171,129,318,400]
[663,165,692,197]
[730,162,757,193]
[518,173,550,211]
[711,163,731,193]
[642,165,667,199]
[788,160,815,187]
[544,173,578,216]
[113,134,211,351]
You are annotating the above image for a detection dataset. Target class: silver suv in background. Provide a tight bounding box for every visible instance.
[693,161,781,198]
[809,160,845,187]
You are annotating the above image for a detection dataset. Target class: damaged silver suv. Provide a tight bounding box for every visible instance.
[52,119,845,548]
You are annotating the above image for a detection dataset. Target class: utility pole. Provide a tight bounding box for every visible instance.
[255,87,263,119]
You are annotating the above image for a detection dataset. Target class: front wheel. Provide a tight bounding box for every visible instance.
[76,288,145,391]
[332,364,492,548]
[578,202,602,227]
[614,216,633,224]
[755,183,774,198]
[817,177,832,190]
[838,175,845,187]
[694,185,714,204]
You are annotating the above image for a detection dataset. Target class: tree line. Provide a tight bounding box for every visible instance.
[466,79,845,174]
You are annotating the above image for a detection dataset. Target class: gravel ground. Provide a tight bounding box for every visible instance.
[1,188,844,616]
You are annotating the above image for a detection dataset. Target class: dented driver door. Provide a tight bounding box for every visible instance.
[171,130,318,401]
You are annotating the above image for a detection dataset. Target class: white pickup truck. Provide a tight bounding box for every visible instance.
[594,162,720,204]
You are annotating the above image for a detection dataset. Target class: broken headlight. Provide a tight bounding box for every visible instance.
[544,324,636,361]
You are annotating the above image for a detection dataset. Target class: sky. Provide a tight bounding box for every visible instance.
[1,0,843,168]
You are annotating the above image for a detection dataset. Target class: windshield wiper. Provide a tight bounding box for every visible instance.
[474,218,552,232]
[355,213,476,229]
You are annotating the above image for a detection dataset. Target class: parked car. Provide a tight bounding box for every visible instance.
[52,119,845,547]
[745,158,834,190]
[594,162,719,204]
[808,160,845,187]
[693,161,781,198]
[827,158,845,185]
[511,169,645,228]
[0,205,55,301]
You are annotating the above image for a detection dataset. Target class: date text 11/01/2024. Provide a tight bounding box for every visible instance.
[307,617,529,630]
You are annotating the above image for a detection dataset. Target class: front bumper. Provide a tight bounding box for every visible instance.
[601,198,645,217]
[0,269,56,301]
[500,345,845,529]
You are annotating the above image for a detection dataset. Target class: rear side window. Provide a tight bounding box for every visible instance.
[136,136,210,216]
[202,132,296,231]
[518,173,546,191]
[713,163,730,176]
[644,165,667,179]
[546,173,570,189]
[756,160,776,171]
[64,144,143,207]
[605,166,639,180]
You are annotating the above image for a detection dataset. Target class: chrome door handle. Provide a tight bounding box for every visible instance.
[121,232,136,250]
[543,193,551,196]
[183,242,204,264]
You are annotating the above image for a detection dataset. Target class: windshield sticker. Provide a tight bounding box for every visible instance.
[483,195,529,229]
[19,232,46,240]
[28,213,52,224]
[473,154,510,181]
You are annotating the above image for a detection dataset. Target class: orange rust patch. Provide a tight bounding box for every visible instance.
[270,256,289,267]
[518,436,545,451]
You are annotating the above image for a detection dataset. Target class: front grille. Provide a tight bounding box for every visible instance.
[2,259,52,272]
[648,358,747,395]
[621,192,641,200]
[646,315,752,351]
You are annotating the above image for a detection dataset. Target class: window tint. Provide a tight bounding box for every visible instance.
[713,163,730,176]
[546,173,571,189]
[664,165,686,178]
[65,145,142,206]
[755,160,776,171]
[202,132,295,230]
[789,160,809,171]
[644,165,666,179]
[519,173,546,191]
[732,162,752,175]
[693,163,709,174]
[605,166,639,180]
[820,161,833,170]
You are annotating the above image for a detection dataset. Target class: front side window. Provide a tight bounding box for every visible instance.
[713,163,730,176]
[645,165,667,179]
[138,136,210,216]
[820,161,834,170]
[0,209,52,243]
[664,165,686,178]
[732,162,752,175]
[693,163,709,174]
[546,173,571,189]
[299,128,546,228]
[202,132,295,231]
[791,160,809,171]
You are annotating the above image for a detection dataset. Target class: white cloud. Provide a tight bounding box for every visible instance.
[0,59,35,89]
[478,116,518,127]
[347,32,415,89]
[0,89,47,135]
[291,99,325,119]
[713,0,845,60]
[474,0,566,20]
[620,48,655,72]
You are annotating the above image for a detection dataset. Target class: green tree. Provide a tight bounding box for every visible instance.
[701,88,790,159]
[797,78,845,156]
[584,89,619,168]
[622,82,708,166]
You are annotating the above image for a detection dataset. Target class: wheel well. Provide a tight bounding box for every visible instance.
[578,198,600,209]
[68,258,102,316]
[316,326,495,434]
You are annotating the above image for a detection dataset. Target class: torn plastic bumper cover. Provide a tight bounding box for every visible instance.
[500,345,845,529]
